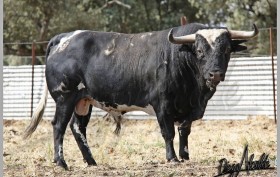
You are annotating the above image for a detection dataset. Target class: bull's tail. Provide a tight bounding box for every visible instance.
[113,121,122,135]
[23,81,48,139]
[103,113,122,135]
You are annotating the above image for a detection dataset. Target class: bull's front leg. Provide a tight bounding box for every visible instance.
[178,122,192,161]
[156,113,179,162]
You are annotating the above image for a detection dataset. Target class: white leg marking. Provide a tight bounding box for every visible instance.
[58,145,64,159]
[73,122,93,158]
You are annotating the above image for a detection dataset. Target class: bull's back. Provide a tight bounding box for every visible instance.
[46,30,170,106]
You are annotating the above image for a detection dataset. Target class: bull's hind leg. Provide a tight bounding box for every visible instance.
[70,105,97,166]
[52,96,76,169]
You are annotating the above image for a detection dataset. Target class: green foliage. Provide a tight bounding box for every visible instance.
[190,0,277,56]
[190,0,276,28]
[3,0,276,65]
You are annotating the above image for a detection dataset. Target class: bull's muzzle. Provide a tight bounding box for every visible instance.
[209,71,225,82]
[206,71,225,91]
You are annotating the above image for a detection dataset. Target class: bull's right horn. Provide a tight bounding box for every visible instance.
[229,24,259,39]
[168,28,196,44]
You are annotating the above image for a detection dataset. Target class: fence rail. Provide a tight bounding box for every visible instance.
[3,56,277,120]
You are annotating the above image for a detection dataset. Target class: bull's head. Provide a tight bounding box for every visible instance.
[168,24,258,90]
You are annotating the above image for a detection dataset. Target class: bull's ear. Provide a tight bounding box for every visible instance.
[231,40,247,52]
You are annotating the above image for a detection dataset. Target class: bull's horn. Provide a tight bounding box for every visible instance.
[168,28,196,44]
[229,24,259,39]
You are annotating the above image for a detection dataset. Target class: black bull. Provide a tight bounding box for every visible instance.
[24,23,258,169]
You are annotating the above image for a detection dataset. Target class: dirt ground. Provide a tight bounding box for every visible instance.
[4,116,277,177]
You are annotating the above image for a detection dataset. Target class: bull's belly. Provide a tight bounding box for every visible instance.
[75,97,156,117]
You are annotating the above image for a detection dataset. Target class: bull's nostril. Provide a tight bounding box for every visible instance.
[209,71,225,81]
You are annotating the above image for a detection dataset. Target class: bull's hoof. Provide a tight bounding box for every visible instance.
[54,159,69,170]
[179,155,189,162]
[83,158,97,166]
[179,158,189,162]
[167,158,180,163]
[87,164,98,168]
[87,162,97,166]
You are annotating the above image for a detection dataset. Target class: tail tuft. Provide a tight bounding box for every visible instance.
[103,113,123,135]
[23,82,48,139]
[113,122,121,135]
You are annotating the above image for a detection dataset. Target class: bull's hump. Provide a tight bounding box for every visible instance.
[196,29,228,47]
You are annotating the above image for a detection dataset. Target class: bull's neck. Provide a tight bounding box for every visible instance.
[169,46,215,102]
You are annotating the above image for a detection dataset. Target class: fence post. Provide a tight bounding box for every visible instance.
[180,16,187,25]
[269,28,277,124]
[31,41,36,118]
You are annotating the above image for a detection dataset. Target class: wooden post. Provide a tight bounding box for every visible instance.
[180,16,187,26]
[31,41,36,117]
[269,28,276,124]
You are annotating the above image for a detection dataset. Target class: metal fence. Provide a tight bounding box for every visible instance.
[3,56,277,121]
[3,26,277,122]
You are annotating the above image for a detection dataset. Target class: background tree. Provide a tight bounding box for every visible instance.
[190,0,277,56]
[3,0,276,65]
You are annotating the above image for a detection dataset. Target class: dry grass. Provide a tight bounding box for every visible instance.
[4,116,277,176]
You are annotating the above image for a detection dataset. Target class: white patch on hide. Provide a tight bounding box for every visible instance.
[184,146,189,153]
[104,50,109,55]
[116,104,156,116]
[87,98,156,116]
[196,29,227,48]
[140,34,146,39]
[77,82,86,90]
[104,39,116,55]
[130,43,134,46]
[55,30,85,53]
[52,82,70,93]
[141,33,153,39]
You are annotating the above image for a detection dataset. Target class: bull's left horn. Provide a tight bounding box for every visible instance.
[168,28,196,44]
[229,24,259,39]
